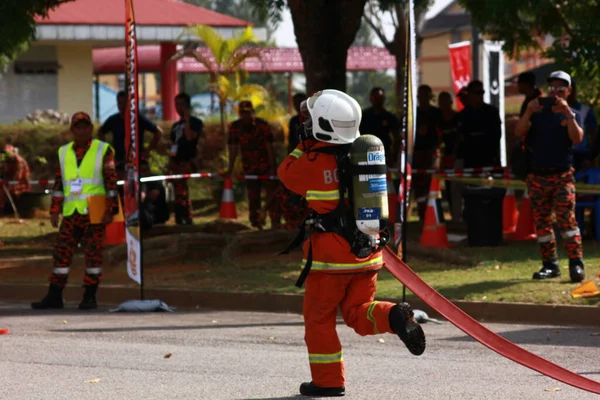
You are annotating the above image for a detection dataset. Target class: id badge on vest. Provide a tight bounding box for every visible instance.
[170,144,178,156]
[70,179,83,194]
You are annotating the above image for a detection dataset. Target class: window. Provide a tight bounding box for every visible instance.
[117,74,126,91]
[13,61,60,75]
[451,30,462,44]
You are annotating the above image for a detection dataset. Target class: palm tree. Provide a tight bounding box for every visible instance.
[170,25,279,150]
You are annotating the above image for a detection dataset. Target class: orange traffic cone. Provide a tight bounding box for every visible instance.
[570,280,600,298]
[219,177,237,219]
[503,187,519,234]
[387,172,397,224]
[104,221,126,245]
[420,177,449,248]
[103,195,126,245]
[512,189,536,241]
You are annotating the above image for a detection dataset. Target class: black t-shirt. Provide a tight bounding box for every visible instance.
[439,112,459,157]
[170,117,203,162]
[359,107,401,156]
[414,106,442,152]
[529,106,583,169]
[99,112,159,163]
[457,104,502,168]
[288,115,303,154]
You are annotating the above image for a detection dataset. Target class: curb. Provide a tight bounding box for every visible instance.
[1,284,598,327]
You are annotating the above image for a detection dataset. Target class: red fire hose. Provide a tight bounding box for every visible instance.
[382,246,600,395]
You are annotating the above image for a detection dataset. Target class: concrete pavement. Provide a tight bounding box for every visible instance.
[0,301,599,399]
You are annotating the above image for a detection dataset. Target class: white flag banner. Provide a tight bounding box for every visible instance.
[483,41,506,167]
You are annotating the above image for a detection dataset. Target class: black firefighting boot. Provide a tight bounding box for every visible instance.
[532,260,561,280]
[31,284,64,309]
[568,258,585,283]
[299,382,345,397]
[78,284,98,310]
[389,302,426,356]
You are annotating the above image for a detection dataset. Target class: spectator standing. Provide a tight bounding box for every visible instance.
[97,91,163,180]
[139,160,169,229]
[280,93,309,230]
[515,70,586,283]
[456,87,469,109]
[438,91,461,221]
[359,87,402,169]
[227,100,280,230]
[169,93,203,225]
[518,72,542,117]
[456,80,502,169]
[0,142,31,215]
[288,93,308,153]
[413,84,442,221]
[32,112,119,310]
[568,79,598,171]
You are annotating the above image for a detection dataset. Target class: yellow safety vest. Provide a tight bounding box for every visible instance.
[58,139,109,216]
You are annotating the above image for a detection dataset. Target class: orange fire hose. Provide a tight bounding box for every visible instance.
[382,246,600,395]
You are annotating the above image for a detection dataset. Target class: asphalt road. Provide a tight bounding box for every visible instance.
[1,301,599,400]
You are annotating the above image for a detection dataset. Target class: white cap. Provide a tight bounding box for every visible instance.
[547,70,571,87]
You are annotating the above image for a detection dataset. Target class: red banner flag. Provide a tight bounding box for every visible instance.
[124,0,142,286]
[448,41,472,111]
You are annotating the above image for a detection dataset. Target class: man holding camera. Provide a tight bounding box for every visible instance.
[515,71,586,283]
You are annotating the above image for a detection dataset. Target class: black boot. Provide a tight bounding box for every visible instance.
[299,382,345,397]
[79,285,98,310]
[31,284,64,309]
[532,260,561,280]
[389,303,426,356]
[568,258,585,283]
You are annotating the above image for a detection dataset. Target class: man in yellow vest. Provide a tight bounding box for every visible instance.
[32,112,119,310]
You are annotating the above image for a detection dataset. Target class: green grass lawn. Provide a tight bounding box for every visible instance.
[1,198,599,306]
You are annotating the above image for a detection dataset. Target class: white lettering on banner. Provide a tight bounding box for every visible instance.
[124,0,142,286]
[323,169,339,184]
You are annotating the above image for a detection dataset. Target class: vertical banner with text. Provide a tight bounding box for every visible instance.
[124,0,142,285]
[483,41,506,166]
[448,41,472,111]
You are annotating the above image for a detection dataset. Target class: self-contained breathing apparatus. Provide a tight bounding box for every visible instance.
[279,90,391,288]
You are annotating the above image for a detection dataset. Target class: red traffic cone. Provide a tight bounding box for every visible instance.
[219,177,237,219]
[420,177,449,248]
[103,196,126,245]
[511,189,536,241]
[503,187,519,234]
[104,221,126,245]
[387,172,397,224]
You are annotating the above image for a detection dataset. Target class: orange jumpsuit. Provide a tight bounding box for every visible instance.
[278,139,397,389]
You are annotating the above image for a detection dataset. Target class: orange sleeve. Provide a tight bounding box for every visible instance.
[277,145,310,197]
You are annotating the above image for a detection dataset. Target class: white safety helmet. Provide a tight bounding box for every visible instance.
[300,89,362,144]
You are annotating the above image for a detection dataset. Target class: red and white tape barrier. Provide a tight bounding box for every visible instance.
[0,166,509,187]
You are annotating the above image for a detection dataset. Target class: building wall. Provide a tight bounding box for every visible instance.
[57,44,93,117]
[0,45,59,123]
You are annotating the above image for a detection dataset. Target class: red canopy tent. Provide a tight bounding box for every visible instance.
[93,46,397,74]
[93,45,396,113]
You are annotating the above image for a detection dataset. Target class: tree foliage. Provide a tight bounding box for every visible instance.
[181,0,277,41]
[0,0,74,65]
[459,0,600,104]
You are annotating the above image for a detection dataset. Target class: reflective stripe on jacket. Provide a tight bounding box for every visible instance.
[278,140,383,274]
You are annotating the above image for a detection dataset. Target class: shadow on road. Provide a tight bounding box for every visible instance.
[442,326,600,348]
[235,397,302,400]
[49,320,317,333]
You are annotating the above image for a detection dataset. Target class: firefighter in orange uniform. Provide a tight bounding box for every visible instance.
[278,90,426,397]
